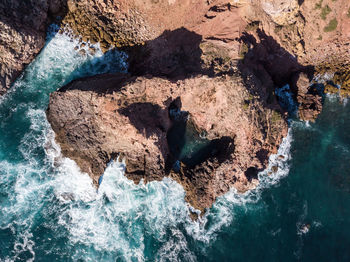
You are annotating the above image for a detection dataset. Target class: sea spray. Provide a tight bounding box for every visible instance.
[0,24,298,261]
[186,129,293,244]
[0,24,127,261]
[46,128,293,261]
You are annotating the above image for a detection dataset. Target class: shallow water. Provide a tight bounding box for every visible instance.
[0,27,350,261]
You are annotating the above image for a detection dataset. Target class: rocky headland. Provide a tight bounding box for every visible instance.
[47,72,287,212]
[2,0,350,213]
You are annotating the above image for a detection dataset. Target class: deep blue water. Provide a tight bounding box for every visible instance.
[0,27,350,261]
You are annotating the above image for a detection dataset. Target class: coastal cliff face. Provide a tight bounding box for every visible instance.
[60,0,350,118]
[61,0,350,65]
[62,0,246,53]
[0,0,66,94]
[243,0,350,65]
[2,0,350,95]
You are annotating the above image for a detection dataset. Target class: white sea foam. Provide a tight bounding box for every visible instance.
[314,72,334,83]
[5,24,127,100]
[0,25,127,261]
[50,152,194,261]
[2,109,294,261]
[186,128,293,244]
[41,126,293,260]
[0,23,296,261]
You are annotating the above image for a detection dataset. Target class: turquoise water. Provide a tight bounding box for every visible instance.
[1,27,350,261]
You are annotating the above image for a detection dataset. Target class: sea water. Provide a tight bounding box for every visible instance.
[0,26,350,261]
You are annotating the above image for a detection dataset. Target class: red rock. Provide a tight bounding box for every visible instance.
[0,0,67,94]
[47,72,288,212]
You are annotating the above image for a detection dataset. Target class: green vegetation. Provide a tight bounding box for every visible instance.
[242,102,249,110]
[271,111,282,123]
[317,35,323,40]
[324,18,338,32]
[245,21,260,32]
[347,8,350,18]
[239,43,249,59]
[274,25,283,34]
[315,0,323,9]
[321,5,332,20]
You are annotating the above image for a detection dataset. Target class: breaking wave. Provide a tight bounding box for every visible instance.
[0,25,294,261]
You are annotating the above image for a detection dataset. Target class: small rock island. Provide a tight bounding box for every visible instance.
[1,0,350,213]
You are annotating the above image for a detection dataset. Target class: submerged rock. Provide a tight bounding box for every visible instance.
[47,73,287,212]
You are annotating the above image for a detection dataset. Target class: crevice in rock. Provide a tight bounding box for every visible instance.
[166,97,235,171]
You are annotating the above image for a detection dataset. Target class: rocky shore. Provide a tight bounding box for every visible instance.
[2,0,350,213]
[0,0,67,94]
[47,72,287,212]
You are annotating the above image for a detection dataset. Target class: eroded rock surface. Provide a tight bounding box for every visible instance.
[47,73,287,212]
[62,0,246,53]
[0,0,66,94]
[46,0,350,212]
[294,73,322,121]
[0,0,345,213]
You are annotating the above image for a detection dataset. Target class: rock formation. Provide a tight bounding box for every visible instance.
[60,0,350,119]
[46,0,350,211]
[62,0,246,53]
[2,0,350,212]
[294,72,322,121]
[47,72,287,212]
[0,0,67,94]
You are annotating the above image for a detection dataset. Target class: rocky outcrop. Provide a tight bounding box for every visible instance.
[61,0,350,66]
[242,0,350,66]
[0,0,66,94]
[0,0,345,213]
[62,0,246,53]
[319,64,350,98]
[294,73,322,121]
[2,0,350,98]
[47,72,287,212]
[46,0,350,212]
[240,0,350,105]
[61,0,350,120]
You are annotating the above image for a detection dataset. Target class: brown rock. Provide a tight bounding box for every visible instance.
[88,47,97,55]
[293,72,323,122]
[0,0,67,94]
[271,165,278,173]
[242,0,350,67]
[298,93,323,122]
[295,72,310,96]
[61,0,246,57]
[47,73,288,212]
[324,83,339,94]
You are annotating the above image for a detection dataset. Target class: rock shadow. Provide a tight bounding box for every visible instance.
[124,27,214,80]
[0,0,68,37]
[238,28,314,110]
[0,0,68,91]
[61,27,208,94]
[166,97,235,172]
[118,102,168,139]
[118,96,235,174]
[58,73,131,94]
